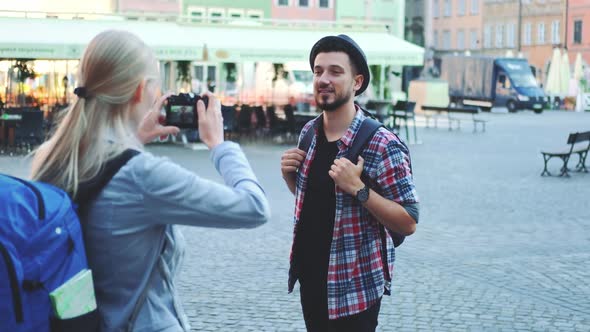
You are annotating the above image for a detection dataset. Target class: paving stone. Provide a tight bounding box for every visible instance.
[2,111,589,331]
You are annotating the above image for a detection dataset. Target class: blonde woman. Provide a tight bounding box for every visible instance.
[31,30,270,332]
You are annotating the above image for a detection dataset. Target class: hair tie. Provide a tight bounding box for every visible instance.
[74,87,88,99]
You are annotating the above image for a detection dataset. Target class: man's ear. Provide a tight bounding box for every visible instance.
[131,80,145,104]
[352,74,363,93]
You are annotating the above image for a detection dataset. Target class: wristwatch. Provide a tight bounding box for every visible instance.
[355,184,370,203]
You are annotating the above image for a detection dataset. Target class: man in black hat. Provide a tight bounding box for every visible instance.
[280,35,419,331]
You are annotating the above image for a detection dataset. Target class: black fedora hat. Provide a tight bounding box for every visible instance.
[309,34,370,96]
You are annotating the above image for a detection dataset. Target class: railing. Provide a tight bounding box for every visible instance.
[0,10,391,33]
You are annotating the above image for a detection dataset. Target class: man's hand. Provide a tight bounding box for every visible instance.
[281,148,307,195]
[137,92,180,144]
[329,156,365,196]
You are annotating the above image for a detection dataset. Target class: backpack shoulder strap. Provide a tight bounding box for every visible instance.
[75,149,140,206]
[345,117,383,163]
[297,116,321,153]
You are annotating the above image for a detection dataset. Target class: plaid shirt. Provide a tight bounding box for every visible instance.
[288,108,418,319]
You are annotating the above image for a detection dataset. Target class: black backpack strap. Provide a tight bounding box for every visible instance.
[75,149,140,210]
[297,115,322,153]
[344,117,382,163]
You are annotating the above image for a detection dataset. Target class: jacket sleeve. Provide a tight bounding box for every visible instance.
[136,142,270,228]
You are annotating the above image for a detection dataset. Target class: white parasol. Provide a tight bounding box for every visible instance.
[544,48,561,95]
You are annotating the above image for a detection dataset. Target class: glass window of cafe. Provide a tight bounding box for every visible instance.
[0,59,79,114]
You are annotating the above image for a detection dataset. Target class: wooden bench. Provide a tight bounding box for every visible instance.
[422,105,487,133]
[540,131,590,177]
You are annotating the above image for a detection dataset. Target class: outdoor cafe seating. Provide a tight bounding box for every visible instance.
[204,102,318,144]
[365,99,419,144]
[0,107,45,155]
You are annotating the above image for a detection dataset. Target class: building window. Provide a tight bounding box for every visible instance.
[228,9,244,19]
[299,0,309,7]
[507,23,515,48]
[574,20,583,44]
[208,9,224,24]
[538,22,545,44]
[443,30,451,50]
[433,0,439,18]
[471,0,479,15]
[470,29,478,49]
[247,10,263,19]
[458,0,465,16]
[444,0,451,17]
[188,6,205,23]
[484,25,491,48]
[319,0,329,8]
[524,23,532,45]
[457,29,465,50]
[496,24,504,48]
[434,30,439,48]
[551,20,560,44]
[278,0,289,6]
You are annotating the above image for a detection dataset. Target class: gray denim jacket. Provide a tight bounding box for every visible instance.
[83,142,270,331]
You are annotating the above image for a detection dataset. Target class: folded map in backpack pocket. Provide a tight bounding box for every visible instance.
[49,269,97,319]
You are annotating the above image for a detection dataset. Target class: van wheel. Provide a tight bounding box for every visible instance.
[507,100,517,113]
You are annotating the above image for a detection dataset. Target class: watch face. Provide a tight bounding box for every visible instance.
[357,186,369,202]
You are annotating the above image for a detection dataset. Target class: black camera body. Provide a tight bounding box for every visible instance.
[165,93,209,128]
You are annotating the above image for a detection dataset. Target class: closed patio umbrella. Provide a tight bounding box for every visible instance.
[574,53,586,112]
[545,48,561,96]
[573,52,584,81]
[560,50,571,96]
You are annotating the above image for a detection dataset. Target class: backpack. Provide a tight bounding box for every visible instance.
[0,149,139,332]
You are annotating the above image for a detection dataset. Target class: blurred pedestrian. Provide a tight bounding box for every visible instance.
[280,34,419,332]
[31,30,270,332]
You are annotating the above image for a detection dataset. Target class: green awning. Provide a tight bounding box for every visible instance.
[201,26,424,65]
[0,17,203,60]
[0,16,424,65]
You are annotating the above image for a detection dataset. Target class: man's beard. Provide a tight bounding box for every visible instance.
[316,89,353,112]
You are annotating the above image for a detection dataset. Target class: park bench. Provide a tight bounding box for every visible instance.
[540,131,590,177]
[422,105,487,133]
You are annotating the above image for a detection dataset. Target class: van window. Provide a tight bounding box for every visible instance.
[498,74,510,89]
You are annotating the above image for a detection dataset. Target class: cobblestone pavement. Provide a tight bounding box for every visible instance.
[2,111,589,331]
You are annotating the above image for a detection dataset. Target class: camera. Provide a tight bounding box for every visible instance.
[165,93,209,128]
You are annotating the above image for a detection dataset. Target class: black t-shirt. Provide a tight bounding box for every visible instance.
[295,125,339,290]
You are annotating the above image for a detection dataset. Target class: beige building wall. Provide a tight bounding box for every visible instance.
[519,0,565,83]
[431,0,484,52]
[481,0,519,56]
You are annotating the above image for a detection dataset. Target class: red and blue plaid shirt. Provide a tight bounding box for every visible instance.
[288,108,418,319]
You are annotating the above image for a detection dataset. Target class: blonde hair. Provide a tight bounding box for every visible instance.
[31,30,159,198]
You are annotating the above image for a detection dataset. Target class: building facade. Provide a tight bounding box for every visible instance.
[0,0,116,15]
[481,0,519,56]
[181,0,270,23]
[335,0,405,38]
[518,0,565,81]
[117,0,179,15]
[406,0,425,47]
[271,0,335,21]
[427,0,567,78]
[430,0,483,52]
[567,0,590,65]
